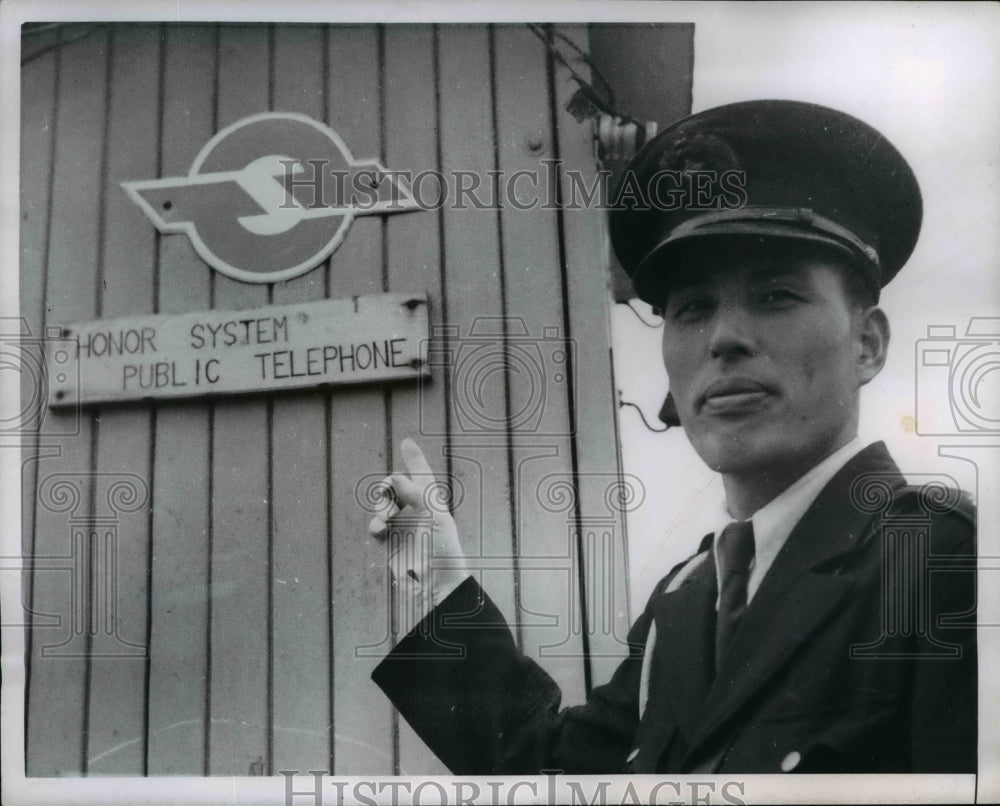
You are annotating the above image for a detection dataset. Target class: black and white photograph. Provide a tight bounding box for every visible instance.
[1,2,998,804]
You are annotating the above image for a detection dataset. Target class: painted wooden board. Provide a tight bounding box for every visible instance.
[492,23,587,708]
[49,292,430,407]
[18,24,59,643]
[436,26,519,633]
[83,23,160,776]
[17,21,666,778]
[551,24,633,690]
[145,22,216,775]
[382,23,450,777]
[207,22,272,777]
[325,24,396,777]
[25,24,109,776]
[270,23,333,776]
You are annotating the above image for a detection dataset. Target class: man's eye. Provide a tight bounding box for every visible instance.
[760,288,802,306]
[670,297,714,321]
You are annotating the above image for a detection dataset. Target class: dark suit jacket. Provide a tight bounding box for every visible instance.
[372,442,976,774]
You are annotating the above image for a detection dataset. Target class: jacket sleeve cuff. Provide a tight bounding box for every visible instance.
[374,575,509,669]
[370,576,527,773]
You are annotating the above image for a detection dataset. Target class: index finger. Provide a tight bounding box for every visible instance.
[400,437,434,477]
[369,476,401,526]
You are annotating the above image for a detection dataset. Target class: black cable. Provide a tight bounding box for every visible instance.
[22,22,69,36]
[619,300,663,328]
[618,393,670,433]
[524,23,642,126]
[546,27,617,109]
[22,24,103,65]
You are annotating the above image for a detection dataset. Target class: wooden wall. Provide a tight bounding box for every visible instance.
[19,22,692,776]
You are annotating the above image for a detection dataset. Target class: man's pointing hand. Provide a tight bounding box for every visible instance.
[368,438,470,621]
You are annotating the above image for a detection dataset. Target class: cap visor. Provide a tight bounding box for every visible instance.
[631,220,862,305]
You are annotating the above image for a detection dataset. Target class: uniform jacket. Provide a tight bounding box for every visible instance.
[372,442,976,774]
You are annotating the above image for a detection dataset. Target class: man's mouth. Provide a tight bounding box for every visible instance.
[699,378,775,415]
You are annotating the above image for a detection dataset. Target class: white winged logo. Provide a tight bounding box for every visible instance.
[123,112,421,283]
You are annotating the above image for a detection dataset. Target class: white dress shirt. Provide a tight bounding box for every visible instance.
[639,438,867,718]
[659,438,866,603]
[710,437,865,607]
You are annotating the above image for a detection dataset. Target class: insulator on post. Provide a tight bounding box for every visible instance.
[596,114,659,161]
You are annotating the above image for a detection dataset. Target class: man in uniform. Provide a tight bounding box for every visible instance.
[367,100,977,774]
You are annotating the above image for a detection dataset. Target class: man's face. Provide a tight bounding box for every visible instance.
[660,240,877,479]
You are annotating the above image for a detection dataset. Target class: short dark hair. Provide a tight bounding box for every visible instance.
[836,256,880,310]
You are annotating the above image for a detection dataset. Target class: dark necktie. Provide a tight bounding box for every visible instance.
[714,520,755,669]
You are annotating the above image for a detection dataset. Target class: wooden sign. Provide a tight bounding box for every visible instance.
[47,292,430,407]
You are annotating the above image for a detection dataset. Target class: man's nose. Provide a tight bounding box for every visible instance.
[707,306,758,359]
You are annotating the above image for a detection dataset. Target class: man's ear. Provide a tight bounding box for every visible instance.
[856,306,890,385]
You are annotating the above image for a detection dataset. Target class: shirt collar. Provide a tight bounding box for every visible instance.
[712,437,866,605]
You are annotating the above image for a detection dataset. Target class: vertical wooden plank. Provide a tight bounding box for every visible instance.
[551,25,632,687]
[492,24,587,705]
[383,24,450,775]
[269,24,332,775]
[84,23,159,775]
[325,24,394,776]
[145,22,215,775]
[209,23,272,776]
[19,27,58,557]
[18,25,59,781]
[26,25,109,776]
[436,26,518,627]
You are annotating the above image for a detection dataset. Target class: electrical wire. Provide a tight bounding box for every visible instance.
[524,23,642,126]
[21,24,103,65]
[618,393,670,433]
[22,23,70,36]
[619,300,663,329]
[544,27,617,109]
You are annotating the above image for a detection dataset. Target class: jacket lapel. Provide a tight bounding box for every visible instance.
[648,550,717,744]
[685,441,906,759]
